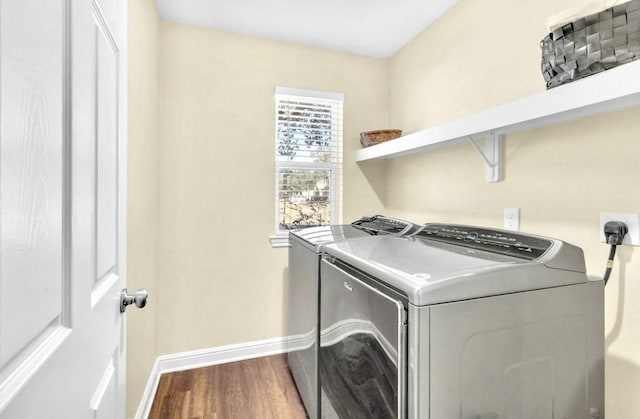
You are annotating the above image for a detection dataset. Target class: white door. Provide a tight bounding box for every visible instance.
[0,0,130,417]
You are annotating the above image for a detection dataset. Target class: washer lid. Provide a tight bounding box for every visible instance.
[322,233,589,306]
[289,215,417,251]
[290,225,373,252]
[351,215,418,235]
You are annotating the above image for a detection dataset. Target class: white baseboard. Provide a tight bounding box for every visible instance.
[134,336,294,419]
[134,358,161,419]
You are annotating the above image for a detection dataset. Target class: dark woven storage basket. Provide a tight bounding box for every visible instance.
[360,129,402,147]
[541,0,640,88]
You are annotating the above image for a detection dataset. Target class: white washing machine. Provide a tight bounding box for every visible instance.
[319,224,604,419]
[287,216,419,419]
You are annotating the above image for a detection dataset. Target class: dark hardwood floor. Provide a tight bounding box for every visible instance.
[148,354,308,419]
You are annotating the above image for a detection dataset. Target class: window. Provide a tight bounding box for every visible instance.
[271,87,343,246]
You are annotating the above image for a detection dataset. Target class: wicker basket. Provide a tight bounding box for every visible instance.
[541,0,640,89]
[360,129,402,147]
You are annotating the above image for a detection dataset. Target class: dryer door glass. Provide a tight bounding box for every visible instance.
[319,259,406,419]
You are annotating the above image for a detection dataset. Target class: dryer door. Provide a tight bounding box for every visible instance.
[319,259,407,419]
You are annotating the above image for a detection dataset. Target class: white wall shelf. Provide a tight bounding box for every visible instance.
[355,59,640,181]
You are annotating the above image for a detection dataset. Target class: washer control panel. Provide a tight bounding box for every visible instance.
[351,215,417,235]
[415,224,552,260]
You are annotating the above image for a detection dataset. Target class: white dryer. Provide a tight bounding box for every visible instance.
[319,224,604,419]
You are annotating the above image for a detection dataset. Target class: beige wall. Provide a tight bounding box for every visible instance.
[127,1,640,416]
[127,0,160,417]
[386,0,640,417]
[155,21,388,355]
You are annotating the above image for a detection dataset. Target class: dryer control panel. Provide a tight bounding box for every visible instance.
[415,224,552,260]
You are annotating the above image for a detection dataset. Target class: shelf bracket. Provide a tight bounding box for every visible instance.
[468,132,503,182]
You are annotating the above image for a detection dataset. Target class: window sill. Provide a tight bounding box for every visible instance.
[269,234,290,248]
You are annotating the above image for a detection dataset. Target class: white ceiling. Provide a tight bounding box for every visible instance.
[155,0,459,58]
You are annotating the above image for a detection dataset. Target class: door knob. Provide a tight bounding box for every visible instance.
[120,288,148,313]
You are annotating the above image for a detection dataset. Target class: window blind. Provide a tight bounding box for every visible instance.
[275,88,343,232]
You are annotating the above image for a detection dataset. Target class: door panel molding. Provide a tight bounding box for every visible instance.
[91,272,119,308]
[93,0,120,285]
[90,355,117,418]
[0,326,71,412]
[62,0,73,330]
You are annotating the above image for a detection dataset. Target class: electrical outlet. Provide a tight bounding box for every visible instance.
[504,207,520,231]
[600,213,640,245]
